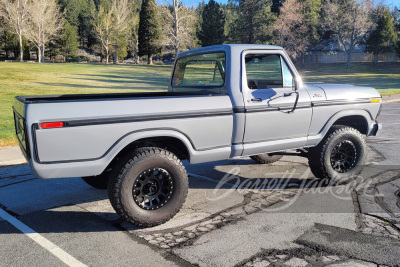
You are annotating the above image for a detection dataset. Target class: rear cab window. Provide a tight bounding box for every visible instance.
[171,52,226,94]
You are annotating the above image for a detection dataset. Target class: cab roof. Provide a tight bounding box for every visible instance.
[177,44,284,59]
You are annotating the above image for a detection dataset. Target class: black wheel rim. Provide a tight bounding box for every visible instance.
[132,168,173,210]
[330,140,357,173]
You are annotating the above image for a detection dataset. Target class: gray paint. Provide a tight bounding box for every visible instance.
[13,44,382,179]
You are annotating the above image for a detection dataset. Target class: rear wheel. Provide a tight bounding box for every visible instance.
[108,147,188,227]
[250,153,283,164]
[308,126,366,184]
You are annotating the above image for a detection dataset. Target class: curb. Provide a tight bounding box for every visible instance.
[0,159,27,167]
[383,99,400,104]
[382,94,400,104]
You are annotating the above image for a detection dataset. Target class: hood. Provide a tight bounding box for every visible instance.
[304,82,381,101]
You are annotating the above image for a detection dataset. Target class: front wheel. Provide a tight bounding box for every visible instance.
[108,147,188,227]
[308,126,367,184]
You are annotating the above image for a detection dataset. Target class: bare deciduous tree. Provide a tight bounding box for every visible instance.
[24,0,64,63]
[323,0,374,68]
[158,0,197,55]
[0,0,29,62]
[273,0,308,60]
[129,9,140,64]
[92,0,132,64]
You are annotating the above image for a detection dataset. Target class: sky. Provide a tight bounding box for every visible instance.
[385,0,400,8]
[211,0,400,9]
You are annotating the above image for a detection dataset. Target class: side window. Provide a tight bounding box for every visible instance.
[245,54,283,89]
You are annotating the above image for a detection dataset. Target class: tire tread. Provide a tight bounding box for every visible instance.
[308,126,366,183]
[108,147,188,227]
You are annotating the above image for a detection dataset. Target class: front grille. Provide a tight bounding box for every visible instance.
[13,110,30,160]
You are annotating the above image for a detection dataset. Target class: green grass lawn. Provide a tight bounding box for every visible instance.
[0,61,399,146]
[298,62,400,96]
[0,62,172,146]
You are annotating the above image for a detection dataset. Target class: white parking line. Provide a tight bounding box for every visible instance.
[0,208,87,267]
[188,172,220,183]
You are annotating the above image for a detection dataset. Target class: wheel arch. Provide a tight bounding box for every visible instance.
[331,115,369,135]
[306,109,373,147]
[99,129,194,176]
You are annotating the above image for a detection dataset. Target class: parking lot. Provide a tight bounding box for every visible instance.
[0,102,400,267]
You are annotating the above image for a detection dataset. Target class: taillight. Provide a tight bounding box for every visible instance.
[40,122,64,129]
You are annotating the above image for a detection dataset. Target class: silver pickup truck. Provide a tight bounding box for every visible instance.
[13,44,382,227]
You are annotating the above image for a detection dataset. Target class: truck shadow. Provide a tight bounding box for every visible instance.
[0,160,336,235]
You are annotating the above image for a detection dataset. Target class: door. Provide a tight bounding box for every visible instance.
[241,51,312,156]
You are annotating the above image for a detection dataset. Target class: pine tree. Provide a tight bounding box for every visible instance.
[138,0,161,64]
[366,7,397,65]
[271,0,283,14]
[60,21,79,58]
[299,0,322,45]
[229,0,276,44]
[221,0,238,42]
[394,7,400,59]
[198,0,225,47]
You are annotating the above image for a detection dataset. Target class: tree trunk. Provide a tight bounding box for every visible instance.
[373,54,378,66]
[37,47,41,63]
[41,44,45,63]
[173,2,179,56]
[148,53,153,64]
[134,40,139,64]
[19,33,23,62]
[113,51,117,64]
[134,53,139,64]
[346,51,352,69]
[105,48,109,64]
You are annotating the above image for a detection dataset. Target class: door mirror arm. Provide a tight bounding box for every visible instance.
[288,91,299,113]
[285,77,299,113]
[283,91,299,113]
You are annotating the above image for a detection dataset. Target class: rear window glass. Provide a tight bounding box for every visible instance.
[171,52,226,94]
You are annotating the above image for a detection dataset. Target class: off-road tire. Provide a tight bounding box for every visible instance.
[308,126,366,184]
[108,147,188,227]
[81,169,111,189]
[250,154,283,164]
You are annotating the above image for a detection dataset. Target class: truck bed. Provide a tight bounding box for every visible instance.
[16,91,221,104]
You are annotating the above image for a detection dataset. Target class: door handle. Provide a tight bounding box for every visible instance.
[251,98,262,102]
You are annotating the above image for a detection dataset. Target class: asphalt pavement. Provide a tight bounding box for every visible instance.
[0,100,399,267]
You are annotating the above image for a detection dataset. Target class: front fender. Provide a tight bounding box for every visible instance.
[306,109,374,147]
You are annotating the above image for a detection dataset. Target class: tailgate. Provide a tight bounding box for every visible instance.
[13,98,30,160]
